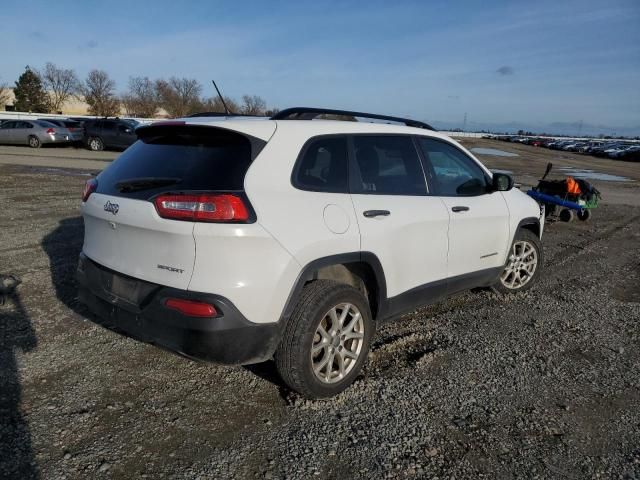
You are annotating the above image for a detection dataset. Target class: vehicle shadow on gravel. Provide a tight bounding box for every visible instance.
[0,290,40,479]
[244,362,293,401]
[41,216,86,316]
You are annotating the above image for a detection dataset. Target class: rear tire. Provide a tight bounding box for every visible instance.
[492,228,543,294]
[559,209,574,222]
[275,280,374,399]
[87,137,104,151]
[28,135,41,148]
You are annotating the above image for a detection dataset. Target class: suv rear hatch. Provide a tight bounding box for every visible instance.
[81,122,271,291]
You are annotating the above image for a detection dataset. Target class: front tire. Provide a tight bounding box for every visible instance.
[577,209,592,221]
[492,228,543,294]
[275,280,375,399]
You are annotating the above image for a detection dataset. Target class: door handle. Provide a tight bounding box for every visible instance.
[451,206,470,212]
[363,210,391,218]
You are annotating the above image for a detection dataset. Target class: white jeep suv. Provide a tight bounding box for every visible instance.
[77,107,544,398]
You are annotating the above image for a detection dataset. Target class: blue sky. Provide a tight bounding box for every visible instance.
[1,0,639,131]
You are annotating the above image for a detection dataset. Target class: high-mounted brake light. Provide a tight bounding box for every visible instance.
[82,178,98,202]
[165,298,217,317]
[153,193,250,222]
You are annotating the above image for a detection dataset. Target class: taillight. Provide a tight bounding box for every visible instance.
[46,128,56,134]
[82,178,98,202]
[164,298,217,317]
[153,193,250,222]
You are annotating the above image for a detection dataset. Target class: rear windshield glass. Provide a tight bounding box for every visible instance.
[96,126,254,199]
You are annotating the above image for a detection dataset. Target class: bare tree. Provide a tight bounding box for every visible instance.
[121,76,159,118]
[155,77,202,117]
[240,95,267,115]
[199,95,240,114]
[40,62,80,113]
[82,70,120,116]
[0,77,11,109]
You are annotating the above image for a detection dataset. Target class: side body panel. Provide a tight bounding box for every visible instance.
[440,193,511,277]
[350,194,450,297]
[243,125,361,324]
[189,223,300,325]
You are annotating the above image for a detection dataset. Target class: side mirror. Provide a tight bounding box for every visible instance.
[491,173,514,192]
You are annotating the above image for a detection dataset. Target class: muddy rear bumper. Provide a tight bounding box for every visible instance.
[76,253,281,365]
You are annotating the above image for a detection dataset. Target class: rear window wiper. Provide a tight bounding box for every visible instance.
[116,177,182,193]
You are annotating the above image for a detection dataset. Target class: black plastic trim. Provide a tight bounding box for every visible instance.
[278,253,503,324]
[272,107,435,131]
[77,254,281,365]
[516,216,541,237]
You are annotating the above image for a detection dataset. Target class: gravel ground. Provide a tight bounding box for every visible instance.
[1,141,639,479]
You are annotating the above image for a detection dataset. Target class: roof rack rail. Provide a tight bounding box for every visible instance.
[271,107,435,131]
[187,112,265,118]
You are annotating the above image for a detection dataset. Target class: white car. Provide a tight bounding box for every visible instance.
[77,107,544,398]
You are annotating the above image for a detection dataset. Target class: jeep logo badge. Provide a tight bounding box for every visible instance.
[104,201,119,215]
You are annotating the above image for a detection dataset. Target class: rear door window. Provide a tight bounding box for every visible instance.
[95,125,258,200]
[350,135,427,195]
[293,136,348,193]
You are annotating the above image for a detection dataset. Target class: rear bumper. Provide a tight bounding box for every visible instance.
[42,135,71,144]
[76,253,281,365]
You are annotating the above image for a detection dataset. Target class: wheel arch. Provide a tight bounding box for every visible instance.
[279,252,388,324]
[517,216,541,239]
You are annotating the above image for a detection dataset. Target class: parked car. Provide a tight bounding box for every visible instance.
[617,146,640,161]
[578,142,604,153]
[608,145,639,158]
[83,118,140,151]
[77,107,545,398]
[38,118,85,143]
[0,119,72,147]
[562,142,586,152]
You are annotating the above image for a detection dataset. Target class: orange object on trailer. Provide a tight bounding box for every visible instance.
[566,176,581,195]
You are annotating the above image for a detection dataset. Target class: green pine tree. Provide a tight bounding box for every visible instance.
[13,66,49,113]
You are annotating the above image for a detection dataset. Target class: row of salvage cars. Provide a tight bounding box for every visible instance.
[487,134,640,161]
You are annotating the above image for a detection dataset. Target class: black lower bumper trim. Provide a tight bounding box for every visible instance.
[77,254,281,365]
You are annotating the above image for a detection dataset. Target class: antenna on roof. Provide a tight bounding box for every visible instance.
[211,80,232,115]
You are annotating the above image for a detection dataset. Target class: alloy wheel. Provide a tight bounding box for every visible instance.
[311,303,365,384]
[500,240,538,290]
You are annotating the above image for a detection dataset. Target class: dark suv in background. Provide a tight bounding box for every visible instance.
[84,118,139,151]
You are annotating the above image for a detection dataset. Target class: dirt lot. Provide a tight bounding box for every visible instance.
[1,140,639,479]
